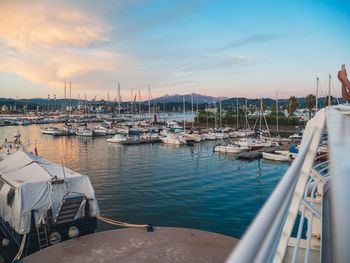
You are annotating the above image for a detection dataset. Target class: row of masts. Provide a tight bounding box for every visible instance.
[50,75,335,129]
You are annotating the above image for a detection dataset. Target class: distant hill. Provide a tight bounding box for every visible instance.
[220,97,343,109]
[150,93,229,104]
[0,95,343,111]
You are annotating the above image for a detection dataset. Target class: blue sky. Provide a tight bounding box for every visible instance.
[0,0,349,100]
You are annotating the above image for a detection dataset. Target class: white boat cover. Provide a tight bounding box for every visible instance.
[0,151,99,234]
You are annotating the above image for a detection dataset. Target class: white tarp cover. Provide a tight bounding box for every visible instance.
[0,151,99,234]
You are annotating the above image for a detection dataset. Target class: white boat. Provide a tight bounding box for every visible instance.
[262,152,291,162]
[215,132,229,139]
[184,133,201,142]
[238,138,264,150]
[161,133,184,145]
[201,133,216,140]
[106,134,127,143]
[76,126,93,137]
[214,144,249,153]
[41,127,64,136]
[93,126,107,136]
[116,127,129,135]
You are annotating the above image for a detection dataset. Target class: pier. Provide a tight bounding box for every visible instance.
[20,227,239,263]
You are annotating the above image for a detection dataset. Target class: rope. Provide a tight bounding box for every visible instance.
[12,233,27,262]
[97,216,149,228]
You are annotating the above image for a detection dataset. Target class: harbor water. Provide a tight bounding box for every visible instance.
[0,124,289,260]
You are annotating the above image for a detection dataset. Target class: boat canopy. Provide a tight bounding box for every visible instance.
[0,151,99,234]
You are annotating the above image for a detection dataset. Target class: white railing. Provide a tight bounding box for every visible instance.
[326,105,350,263]
[226,108,328,263]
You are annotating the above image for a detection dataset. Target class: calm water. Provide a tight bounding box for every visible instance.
[0,124,288,241]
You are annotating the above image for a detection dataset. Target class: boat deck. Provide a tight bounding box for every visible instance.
[20,227,239,263]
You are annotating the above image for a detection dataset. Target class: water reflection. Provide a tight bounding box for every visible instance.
[0,124,289,240]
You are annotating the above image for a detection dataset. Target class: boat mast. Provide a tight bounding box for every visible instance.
[245,99,249,130]
[206,104,209,130]
[69,81,72,116]
[214,99,217,129]
[85,94,87,117]
[196,97,199,131]
[191,94,194,130]
[148,85,151,122]
[259,98,262,132]
[328,74,331,106]
[117,83,121,116]
[316,77,319,111]
[276,91,279,134]
[183,96,186,132]
[64,81,66,114]
[219,99,222,129]
[236,98,239,129]
[138,90,141,119]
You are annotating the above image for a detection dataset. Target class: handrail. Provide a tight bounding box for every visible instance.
[226,108,327,263]
[225,129,315,263]
[327,106,350,262]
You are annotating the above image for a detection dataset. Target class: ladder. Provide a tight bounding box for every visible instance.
[36,225,49,250]
[55,193,85,225]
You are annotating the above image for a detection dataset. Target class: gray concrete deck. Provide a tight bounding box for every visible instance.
[20,227,239,263]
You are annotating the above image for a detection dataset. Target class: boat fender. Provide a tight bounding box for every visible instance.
[68,226,79,238]
[49,232,62,245]
[2,238,10,247]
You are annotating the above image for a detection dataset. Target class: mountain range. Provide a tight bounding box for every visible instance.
[150,93,229,104]
[0,94,342,110]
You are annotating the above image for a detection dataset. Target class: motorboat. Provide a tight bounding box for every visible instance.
[262,152,291,162]
[214,144,249,153]
[76,126,93,137]
[106,134,127,143]
[41,127,64,136]
[116,127,129,135]
[0,151,99,256]
[238,138,264,150]
[93,126,108,136]
[201,133,216,140]
[161,133,184,145]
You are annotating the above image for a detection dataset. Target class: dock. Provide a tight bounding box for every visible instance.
[236,146,281,160]
[122,138,161,145]
[20,227,239,263]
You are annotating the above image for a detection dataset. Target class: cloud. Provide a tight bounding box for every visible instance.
[0,0,133,92]
[0,0,110,48]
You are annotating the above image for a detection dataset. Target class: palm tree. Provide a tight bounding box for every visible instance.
[286,96,299,116]
[324,96,336,106]
[249,105,256,115]
[305,94,316,118]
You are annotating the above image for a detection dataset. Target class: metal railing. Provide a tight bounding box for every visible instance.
[226,108,328,263]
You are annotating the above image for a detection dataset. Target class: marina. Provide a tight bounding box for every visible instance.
[0,1,349,262]
[0,123,289,262]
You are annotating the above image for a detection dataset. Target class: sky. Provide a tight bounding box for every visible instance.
[0,0,349,100]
